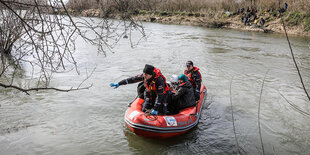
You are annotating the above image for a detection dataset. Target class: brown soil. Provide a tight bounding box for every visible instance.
[74,9,310,36]
[134,14,309,36]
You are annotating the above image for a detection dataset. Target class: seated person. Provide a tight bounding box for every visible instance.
[184,61,202,101]
[168,74,196,114]
[168,74,179,91]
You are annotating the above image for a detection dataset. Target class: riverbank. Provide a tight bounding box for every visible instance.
[73,9,310,36]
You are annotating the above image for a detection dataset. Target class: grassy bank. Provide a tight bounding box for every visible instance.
[66,0,310,36]
[66,0,310,14]
[285,11,310,32]
[129,9,309,35]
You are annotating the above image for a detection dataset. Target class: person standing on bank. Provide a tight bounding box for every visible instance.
[184,61,202,101]
[110,64,170,115]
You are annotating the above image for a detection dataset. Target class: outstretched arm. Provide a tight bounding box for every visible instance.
[118,74,144,86]
[110,74,143,88]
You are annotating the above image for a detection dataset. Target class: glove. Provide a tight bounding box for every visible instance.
[151,110,158,115]
[110,82,119,88]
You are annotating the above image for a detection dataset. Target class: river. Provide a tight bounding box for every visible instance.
[0,20,310,155]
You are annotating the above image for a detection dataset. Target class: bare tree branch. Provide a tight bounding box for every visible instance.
[0,82,93,95]
[0,1,52,34]
[0,0,146,94]
[229,76,242,154]
[279,92,310,117]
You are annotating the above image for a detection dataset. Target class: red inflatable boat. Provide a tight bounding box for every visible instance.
[124,84,207,139]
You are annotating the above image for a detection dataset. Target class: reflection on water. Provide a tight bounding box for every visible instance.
[0,20,310,154]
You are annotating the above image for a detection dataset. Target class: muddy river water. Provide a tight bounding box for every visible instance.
[0,20,310,154]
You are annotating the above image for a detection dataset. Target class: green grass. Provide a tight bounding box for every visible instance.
[135,9,310,32]
[269,11,277,16]
[285,11,310,32]
[265,16,272,22]
[136,10,200,17]
[138,10,152,14]
[304,17,310,32]
[173,12,183,15]
[287,12,308,25]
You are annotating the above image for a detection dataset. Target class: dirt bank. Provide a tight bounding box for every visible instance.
[76,9,310,36]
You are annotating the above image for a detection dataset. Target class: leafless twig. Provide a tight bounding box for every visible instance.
[258,69,269,155]
[0,82,92,95]
[0,0,146,94]
[279,92,310,118]
[229,76,242,154]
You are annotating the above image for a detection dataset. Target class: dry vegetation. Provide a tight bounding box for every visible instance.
[66,0,310,34]
[66,0,310,14]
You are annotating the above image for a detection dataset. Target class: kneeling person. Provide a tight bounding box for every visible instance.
[110,64,170,115]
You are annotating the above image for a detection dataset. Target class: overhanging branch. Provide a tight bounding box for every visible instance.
[0,82,93,95]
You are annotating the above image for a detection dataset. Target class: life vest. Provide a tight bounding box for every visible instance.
[184,66,202,87]
[144,67,169,94]
[179,82,186,87]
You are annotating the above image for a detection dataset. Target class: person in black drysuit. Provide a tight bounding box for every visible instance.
[168,74,196,114]
[110,64,170,115]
